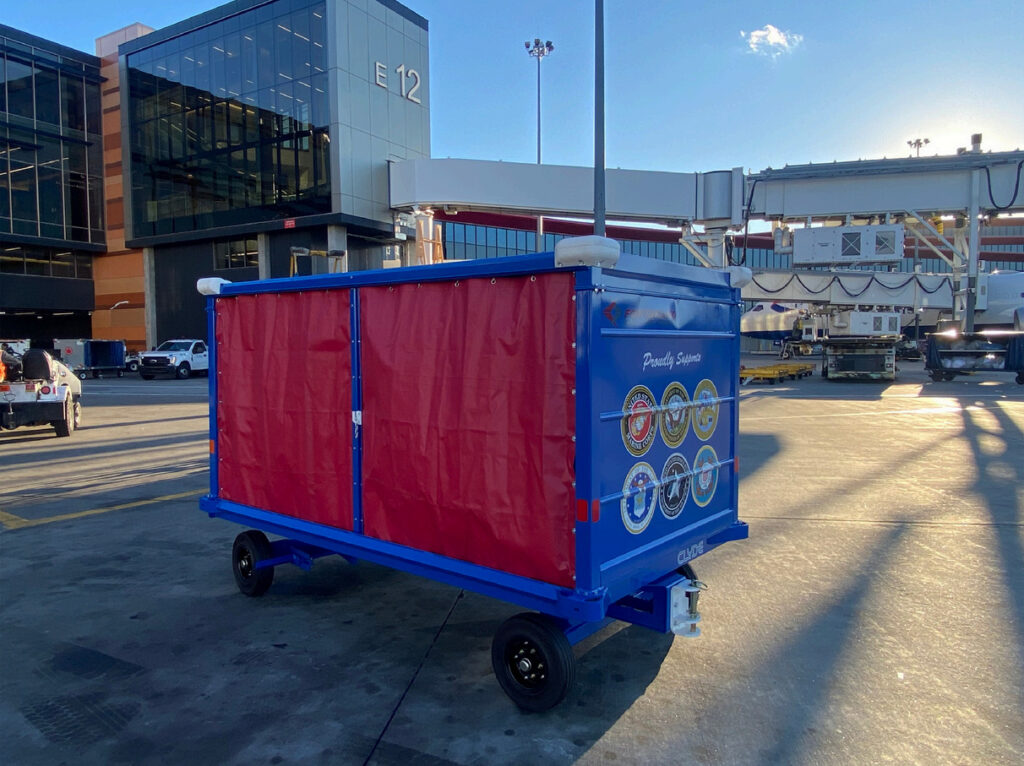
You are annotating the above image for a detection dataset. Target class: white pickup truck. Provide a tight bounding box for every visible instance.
[0,349,83,437]
[138,339,209,380]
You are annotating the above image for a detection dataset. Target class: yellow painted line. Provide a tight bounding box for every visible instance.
[0,490,201,530]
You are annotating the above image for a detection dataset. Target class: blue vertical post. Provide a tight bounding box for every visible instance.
[206,295,219,498]
[350,288,363,533]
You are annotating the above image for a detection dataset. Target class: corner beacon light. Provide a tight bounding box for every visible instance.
[554,235,621,269]
[197,277,232,296]
[725,266,753,288]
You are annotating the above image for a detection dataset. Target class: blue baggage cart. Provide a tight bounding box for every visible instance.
[199,243,747,710]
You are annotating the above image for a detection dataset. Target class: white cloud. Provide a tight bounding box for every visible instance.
[740,24,804,58]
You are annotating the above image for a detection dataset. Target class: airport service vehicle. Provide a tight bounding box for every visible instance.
[199,241,748,711]
[52,338,127,379]
[139,339,209,379]
[821,310,901,381]
[0,349,82,437]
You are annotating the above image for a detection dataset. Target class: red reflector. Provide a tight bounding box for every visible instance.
[209,439,216,454]
[576,499,589,523]
[734,456,740,473]
[0,384,9,392]
[41,385,51,395]
[25,383,35,392]
[591,499,601,523]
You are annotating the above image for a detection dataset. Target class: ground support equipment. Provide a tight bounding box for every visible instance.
[200,252,748,711]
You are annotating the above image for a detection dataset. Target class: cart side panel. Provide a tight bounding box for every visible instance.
[582,265,740,601]
[215,290,354,530]
[359,273,577,588]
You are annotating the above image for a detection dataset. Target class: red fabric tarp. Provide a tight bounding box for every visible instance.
[216,290,353,529]
[360,273,577,587]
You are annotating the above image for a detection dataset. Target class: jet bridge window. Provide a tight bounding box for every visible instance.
[841,232,861,257]
[875,230,896,255]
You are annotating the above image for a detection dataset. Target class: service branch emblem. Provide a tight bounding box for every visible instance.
[621,385,657,456]
[621,462,658,534]
[659,453,690,519]
[692,379,719,441]
[660,382,690,447]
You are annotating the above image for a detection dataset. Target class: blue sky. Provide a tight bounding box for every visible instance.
[6,0,1023,174]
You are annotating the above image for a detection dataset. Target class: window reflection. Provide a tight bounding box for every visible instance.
[126,0,330,237]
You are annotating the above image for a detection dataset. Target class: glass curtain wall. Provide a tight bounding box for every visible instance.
[0,34,104,244]
[126,0,330,237]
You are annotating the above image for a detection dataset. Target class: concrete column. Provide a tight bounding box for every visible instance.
[328,225,348,273]
[257,233,271,280]
[143,247,157,348]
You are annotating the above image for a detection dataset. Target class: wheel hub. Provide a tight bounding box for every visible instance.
[507,640,547,687]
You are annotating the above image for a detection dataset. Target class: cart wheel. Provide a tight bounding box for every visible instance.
[232,531,274,597]
[492,613,575,712]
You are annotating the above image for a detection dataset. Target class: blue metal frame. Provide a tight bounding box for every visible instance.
[202,252,749,643]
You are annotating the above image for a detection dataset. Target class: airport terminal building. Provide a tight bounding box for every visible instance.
[1,0,1022,347]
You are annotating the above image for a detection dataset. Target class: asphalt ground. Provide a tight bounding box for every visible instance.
[1,360,1022,765]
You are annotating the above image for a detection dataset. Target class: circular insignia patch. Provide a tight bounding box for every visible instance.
[660,382,691,448]
[621,462,658,534]
[692,379,719,441]
[691,445,719,508]
[659,453,691,519]
[621,385,657,456]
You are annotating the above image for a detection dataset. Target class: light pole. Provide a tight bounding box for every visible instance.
[907,137,930,157]
[525,38,554,249]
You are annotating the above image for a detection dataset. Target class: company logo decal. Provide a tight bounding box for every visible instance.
[691,445,719,508]
[660,453,690,519]
[621,462,658,534]
[660,382,690,447]
[692,379,719,441]
[621,385,657,456]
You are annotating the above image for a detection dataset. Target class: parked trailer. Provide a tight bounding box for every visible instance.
[926,328,1024,383]
[199,246,747,710]
[51,339,127,379]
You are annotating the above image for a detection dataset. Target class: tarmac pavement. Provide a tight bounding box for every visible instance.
[1,362,1022,765]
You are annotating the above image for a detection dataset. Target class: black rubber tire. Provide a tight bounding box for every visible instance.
[929,371,942,382]
[677,562,697,580]
[53,397,74,438]
[232,531,274,597]
[492,613,575,712]
[77,371,87,380]
[176,363,191,380]
[1016,372,1024,385]
[141,374,154,380]
[117,370,124,378]
[127,361,139,372]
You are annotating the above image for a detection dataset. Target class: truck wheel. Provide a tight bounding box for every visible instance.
[232,531,274,597]
[492,613,575,712]
[53,398,75,438]
[127,361,139,372]
[1016,372,1024,385]
[78,371,87,380]
[176,363,191,380]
